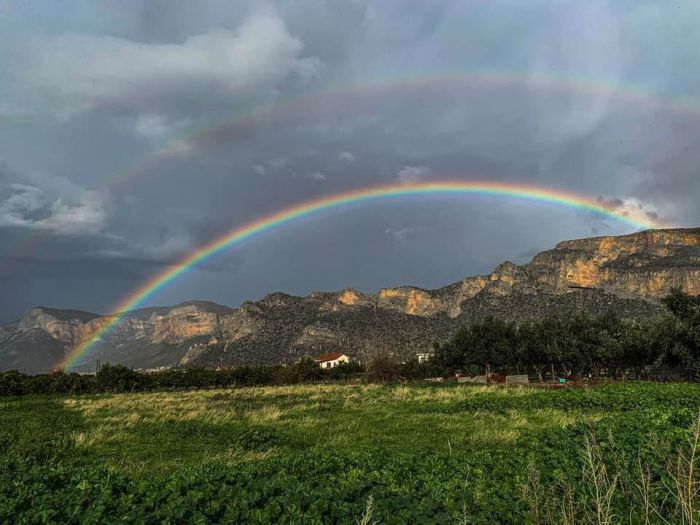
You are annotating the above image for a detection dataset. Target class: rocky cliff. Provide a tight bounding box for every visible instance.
[1,228,698,373]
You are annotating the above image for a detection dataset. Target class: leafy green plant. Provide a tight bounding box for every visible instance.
[2,382,700,523]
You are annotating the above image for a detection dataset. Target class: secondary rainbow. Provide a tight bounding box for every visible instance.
[60,180,663,370]
[11,71,684,203]
[4,71,696,278]
[106,71,700,192]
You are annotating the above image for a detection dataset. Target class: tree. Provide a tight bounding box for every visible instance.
[619,319,660,379]
[435,317,517,375]
[96,364,140,392]
[367,349,399,382]
[662,288,700,379]
[517,321,552,382]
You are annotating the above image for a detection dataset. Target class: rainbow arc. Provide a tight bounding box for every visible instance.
[60,180,662,370]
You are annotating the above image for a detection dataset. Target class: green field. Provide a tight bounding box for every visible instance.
[3,382,700,524]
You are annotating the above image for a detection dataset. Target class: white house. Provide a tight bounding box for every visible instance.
[313,352,350,369]
[416,352,433,364]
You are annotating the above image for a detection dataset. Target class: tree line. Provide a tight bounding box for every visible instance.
[433,287,700,380]
[0,359,365,396]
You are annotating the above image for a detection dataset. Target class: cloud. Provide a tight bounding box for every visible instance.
[384,226,426,240]
[306,172,327,182]
[595,196,663,226]
[267,158,287,171]
[250,158,288,176]
[396,165,432,183]
[1,0,700,323]
[290,171,327,182]
[132,115,174,142]
[21,10,321,118]
[0,183,105,235]
[156,139,194,159]
[42,192,105,235]
[137,234,195,260]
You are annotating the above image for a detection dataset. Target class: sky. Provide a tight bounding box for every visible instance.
[0,0,699,322]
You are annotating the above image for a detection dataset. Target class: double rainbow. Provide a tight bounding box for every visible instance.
[60,180,662,371]
[3,71,694,279]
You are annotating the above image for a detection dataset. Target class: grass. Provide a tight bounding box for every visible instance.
[3,382,700,523]
[4,383,599,476]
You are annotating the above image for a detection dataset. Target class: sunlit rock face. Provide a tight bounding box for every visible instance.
[377,287,446,316]
[17,307,100,345]
[527,228,700,298]
[150,305,221,344]
[1,228,698,373]
[336,288,372,307]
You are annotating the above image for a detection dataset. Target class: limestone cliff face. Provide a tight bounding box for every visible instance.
[2,302,234,373]
[335,288,373,307]
[149,305,221,344]
[324,229,699,319]
[482,262,536,297]
[133,228,700,370]
[17,309,77,345]
[377,287,446,316]
[526,228,700,298]
[2,228,698,373]
[17,307,100,345]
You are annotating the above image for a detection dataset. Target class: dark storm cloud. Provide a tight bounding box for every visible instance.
[0,0,699,322]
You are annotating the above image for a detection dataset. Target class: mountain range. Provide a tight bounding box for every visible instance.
[2,228,699,374]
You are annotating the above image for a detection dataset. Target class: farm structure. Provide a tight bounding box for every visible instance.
[313,353,350,369]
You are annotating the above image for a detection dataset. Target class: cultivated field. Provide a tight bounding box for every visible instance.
[2,382,700,523]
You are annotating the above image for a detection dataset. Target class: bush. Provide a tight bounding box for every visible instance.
[397,359,441,379]
[0,359,363,397]
[96,364,141,392]
[367,350,399,382]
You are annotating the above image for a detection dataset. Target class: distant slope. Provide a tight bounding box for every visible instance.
[1,228,698,374]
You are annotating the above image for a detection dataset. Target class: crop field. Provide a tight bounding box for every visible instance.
[3,382,700,524]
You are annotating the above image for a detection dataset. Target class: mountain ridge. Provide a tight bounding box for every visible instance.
[2,228,698,374]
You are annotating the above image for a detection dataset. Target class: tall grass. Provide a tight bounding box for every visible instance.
[517,415,700,525]
[667,413,700,525]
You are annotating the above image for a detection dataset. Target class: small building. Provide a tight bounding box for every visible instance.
[313,352,350,369]
[416,352,433,364]
[457,375,488,384]
[506,375,529,385]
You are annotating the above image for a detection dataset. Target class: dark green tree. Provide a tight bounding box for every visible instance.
[661,287,700,378]
[96,364,140,392]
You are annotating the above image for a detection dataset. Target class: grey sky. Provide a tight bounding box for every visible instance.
[1,0,699,321]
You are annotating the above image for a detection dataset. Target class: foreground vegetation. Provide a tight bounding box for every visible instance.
[3,382,700,523]
[433,287,700,380]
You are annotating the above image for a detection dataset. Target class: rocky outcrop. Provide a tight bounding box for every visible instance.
[17,307,100,345]
[1,228,698,373]
[527,229,700,298]
[150,304,223,344]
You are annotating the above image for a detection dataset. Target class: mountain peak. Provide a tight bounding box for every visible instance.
[21,306,100,326]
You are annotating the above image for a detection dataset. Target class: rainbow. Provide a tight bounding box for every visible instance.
[60,180,663,370]
[108,71,700,192]
[2,71,696,279]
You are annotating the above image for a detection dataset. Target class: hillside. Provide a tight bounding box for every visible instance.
[1,228,698,373]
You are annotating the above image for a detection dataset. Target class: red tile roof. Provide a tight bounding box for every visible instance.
[313,352,346,362]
